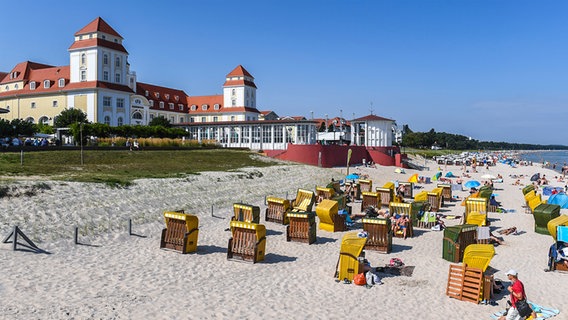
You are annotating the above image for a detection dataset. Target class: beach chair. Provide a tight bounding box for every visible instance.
[232,203,260,224]
[291,189,316,213]
[358,179,373,194]
[463,244,495,303]
[265,196,291,225]
[160,211,199,254]
[376,182,396,208]
[528,194,547,214]
[464,197,488,225]
[362,217,392,253]
[437,183,452,202]
[345,182,361,201]
[388,202,415,238]
[522,184,535,195]
[548,226,568,272]
[547,214,568,240]
[315,186,347,210]
[427,188,444,212]
[533,203,560,235]
[476,227,491,244]
[414,190,428,202]
[446,263,484,304]
[360,191,381,212]
[315,199,346,232]
[442,224,478,263]
[286,212,316,244]
[399,182,414,198]
[227,220,266,263]
[335,232,367,282]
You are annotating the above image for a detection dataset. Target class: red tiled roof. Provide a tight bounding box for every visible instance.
[0,61,55,84]
[75,17,122,38]
[136,82,189,113]
[226,65,253,78]
[223,79,257,88]
[65,81,134,93]
[260,110,271,115]
[353,114,394,122]
[68,38,128,54]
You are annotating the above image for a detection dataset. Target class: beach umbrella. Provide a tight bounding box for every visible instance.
[0,107,9,114]
[481,174,496,180]
[346,173,359,180]
[432,172,442,181]
[464,180,481,189]
[408,173,418,183]
[548,193,568,209]
[530,173,540,182]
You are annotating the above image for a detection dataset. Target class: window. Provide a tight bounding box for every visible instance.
[103,54,108,65]
[231,99,236,106]
[213,116,218,122]
[178,104,183,111]
[170,116,175,123]
[31,102,36,109]
[104,116,110,125]
[169,103,174,110]
[115,73,120,83]
[52,101,58,108]
[25,117,35,123]
[103,96,112,107]
[115,57,120,67]
[14,84,18,89]
[155,92,160,98]
[190,117,195,123]
[39,116,49,125]
[149,100,154,106]
[149,114,154,120]
[202,104,208,110]
[102,35,106,40]
[114,38,118,43]
[164,94,169,100]
[117,98,124,108]
[80,71,86,81]
[246,99,249,106]
[58,78,65,87]
[134,99,141,104]
[44,80,50,88]
[133,112,142,120]
[145,90,149,96]
[4,85,8,91]
[159,102,164,109]
[30,81,36,90]
[214,104,220,110]
[103,71,109,81]
[117,117,123,126]
[174,95,179,101]
[201,117,206,122]
[81,53,86,65]
[231,116,235,121]
[232,89,236,96]
[190,105,197,111]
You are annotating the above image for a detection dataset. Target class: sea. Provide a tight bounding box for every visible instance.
[518,150,568,173]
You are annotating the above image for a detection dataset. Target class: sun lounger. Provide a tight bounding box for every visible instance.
[286,212,317,244]
[336,232,367,282]
[227,221,266,263]
[265,196,291,225]
[232,203,260,224]
[316,199,346,232]
[160,211,199,254]
[362,217,392,253]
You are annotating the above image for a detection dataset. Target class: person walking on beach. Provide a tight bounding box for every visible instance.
[499,269,535,320]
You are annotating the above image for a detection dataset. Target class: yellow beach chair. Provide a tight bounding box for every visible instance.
[160,211,199,254]
[227,221,266,263]
[315,199,346,232]
[336,232,367,282]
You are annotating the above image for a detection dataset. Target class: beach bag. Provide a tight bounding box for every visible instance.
[389,258,404,268]
[515,299,532,318]
[353,273,366,286]
[365,271,380,286]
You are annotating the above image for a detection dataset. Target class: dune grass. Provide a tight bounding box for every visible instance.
[0,149,278,186]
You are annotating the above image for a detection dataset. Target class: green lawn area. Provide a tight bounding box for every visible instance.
[0,149,279,186]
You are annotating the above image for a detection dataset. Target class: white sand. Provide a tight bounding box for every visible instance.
[0,156,567,319]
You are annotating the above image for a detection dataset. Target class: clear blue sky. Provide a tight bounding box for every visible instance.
[1,0,567,145]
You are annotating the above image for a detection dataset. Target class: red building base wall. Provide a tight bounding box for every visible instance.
[266,144,403,168]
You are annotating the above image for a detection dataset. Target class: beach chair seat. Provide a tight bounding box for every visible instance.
[362,217,392,253]
[358,179,373,194]
[315,199,346,232]
[316,186,347,209]
[388,202,416,238]
[360,191,381,212]
[533,203,560,235]
[466,212,487,227]
[336,232,367,282]
[160,211,199,254]
[232,203,260,224]
[548,215,568,240]
[414,190,428,202]
[227,221,266,263]
[463,244,495,302]
[522,184,535,195]
[528,194,546,214]
[292,189,316,213]
[265,196,291,225]
[286,212,316,244]
[437,183,452,202]
[442,224,478,263]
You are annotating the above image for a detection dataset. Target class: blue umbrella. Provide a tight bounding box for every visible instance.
[464,180,481,189]
[346,173,359,180]
[548,193,568,209]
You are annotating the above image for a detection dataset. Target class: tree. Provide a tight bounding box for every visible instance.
[318,122,326,132]
[148,116,171,128]
[54,108,89,128]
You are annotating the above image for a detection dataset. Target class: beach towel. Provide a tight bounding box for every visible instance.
[489,302,559,319]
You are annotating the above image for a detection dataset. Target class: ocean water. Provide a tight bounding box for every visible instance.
[518,150,568,172]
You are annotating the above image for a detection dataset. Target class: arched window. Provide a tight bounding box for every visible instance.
[44,80,50,88]
[81,53,86,65]
[132,112,142,120]
[190,105,197,111]
[25,117,35,123]
[117,117,123,126]
[30,81,36,90]
[39,116,49,125]
[214,104,220,110]
[104,116,110,125]
[202,104,208,110]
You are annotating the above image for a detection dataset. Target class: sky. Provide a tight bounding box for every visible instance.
[1,0,567,145]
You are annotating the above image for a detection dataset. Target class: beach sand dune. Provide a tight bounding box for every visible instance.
[1,158,567,319]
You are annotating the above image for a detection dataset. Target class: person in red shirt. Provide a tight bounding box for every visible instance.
[499,269,536,320]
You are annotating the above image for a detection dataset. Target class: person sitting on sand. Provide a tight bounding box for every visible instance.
[392,214,410,239]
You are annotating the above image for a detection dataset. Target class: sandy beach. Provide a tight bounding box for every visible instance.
[1,155,567,320]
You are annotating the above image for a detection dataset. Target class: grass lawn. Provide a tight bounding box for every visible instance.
[0,149,279,186]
